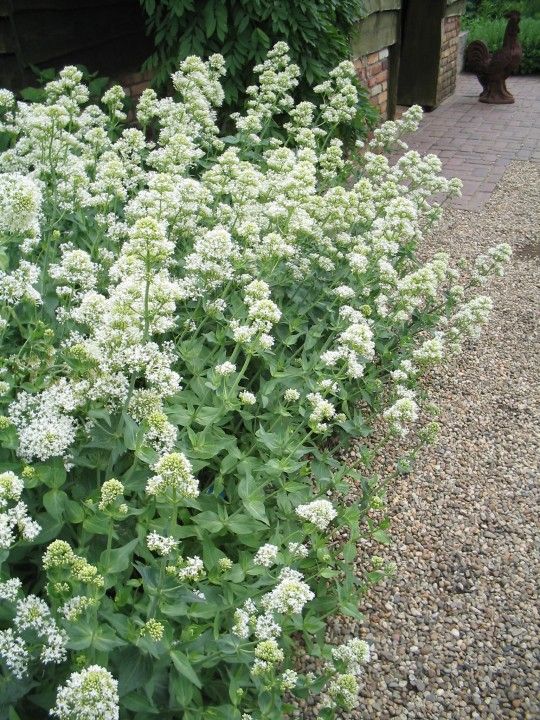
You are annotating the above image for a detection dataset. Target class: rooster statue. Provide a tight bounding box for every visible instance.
[465,10,522,104]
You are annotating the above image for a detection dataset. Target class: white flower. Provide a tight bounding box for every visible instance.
[0,471,24,509]
[176,555,204,581]
[8,380,78,462]
[51,665,119,720]
[287,542,309,558]
[332,638,371,675]
[333,285,355,300]
[284,388,300,402]
[215,361,236,376]
[255,638,284,663]
[254,613,281,640]
[147,532,178,556]
[383,396,419,436]
[0,578,22,602]
[59,596,96,621]
[295,499,337,531]
[0,628,28,679]
[281,668,298,689]
[413,336,445,365]
[146,452,199,499]
[0,173,42,237]
[306,392,336,432]
[261,567,314,615]
[239,390,256,405]
[254,543,278,568]
[327,672,359,711]
[232,608,251,639]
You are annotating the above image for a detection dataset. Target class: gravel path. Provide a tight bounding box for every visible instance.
[353,161,540,719]
[293,161,540,720]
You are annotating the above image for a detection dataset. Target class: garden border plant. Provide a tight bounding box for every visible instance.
[0,43,511,720]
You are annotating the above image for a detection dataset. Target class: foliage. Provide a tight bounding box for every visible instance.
[0,44,511,719]
[18,65,110,105]
[465,17,540,73]
[464,0,540,22]
[138,0,379,142]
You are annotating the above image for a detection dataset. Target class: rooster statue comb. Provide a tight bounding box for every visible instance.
[465,11,522,104]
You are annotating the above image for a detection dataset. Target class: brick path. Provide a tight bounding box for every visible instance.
[404,73,540,209]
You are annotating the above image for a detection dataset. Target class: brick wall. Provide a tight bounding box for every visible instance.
[354,47,390,118]
[436,14,461,105]
[116,69,153,103]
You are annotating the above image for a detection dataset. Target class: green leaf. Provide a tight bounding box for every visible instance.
[101,538,138,573]
[37,459,66,489]
[92,624,127,651]
[193,511,224,533]
[83,514,110,535]
[117,648,154,697]
[204,0,216,37]
[215,2,228,42]
[170,666,195,706]
[227,514,266,535]
[171,650,202,688]
[66,621,94,650]
[372,529,391,545]
[43,489,67,520]
[302,614,326,634]
[194,405,224,427]
[64,498,85,523]
[237,468,268,524]
[121,692,159,713]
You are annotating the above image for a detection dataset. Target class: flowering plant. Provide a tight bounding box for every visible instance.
[0,43,510,719]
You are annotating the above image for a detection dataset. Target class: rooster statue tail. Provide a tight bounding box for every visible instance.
[465,40,490,74]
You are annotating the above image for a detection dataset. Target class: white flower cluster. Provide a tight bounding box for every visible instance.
[295,499,337,531]
[146,452,199,499]
[383,395,419,436]
[147,531,178,557]
[51,665,119,720]
[166,555,205,583]
[0,471,41,549]
[261,567,315,615]
[322,306,375,379]
[0,172,42,238]
[0,591,67,679]
[447,295,494,350]
[314,61,359,124]
[306,392,337,433]
[253,543,279,568]
[8,379,78,462]
[473,242,512,282]
[325,638,372,711]
[231,567,313,684]
[234,42,299,141]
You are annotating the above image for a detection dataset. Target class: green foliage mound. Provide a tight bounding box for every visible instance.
[0,44,511,720]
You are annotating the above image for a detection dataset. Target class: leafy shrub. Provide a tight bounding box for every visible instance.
[464,0,540,21]
[138,0,379,145]
[0,44,510,719]
[465,17,540,74]
[139,0,362,97]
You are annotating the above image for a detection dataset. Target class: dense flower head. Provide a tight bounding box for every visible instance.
[146,452,199,499]
[261,567,314,615]
[51,665,119,720]
[0,173,42,237]
[254,543,279,568]
[295,499,337,531]
[147,531,178,556]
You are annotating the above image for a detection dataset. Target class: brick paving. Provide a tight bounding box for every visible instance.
[404,73,540,209]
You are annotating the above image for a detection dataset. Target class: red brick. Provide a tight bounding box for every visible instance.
[129,81,150,97]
